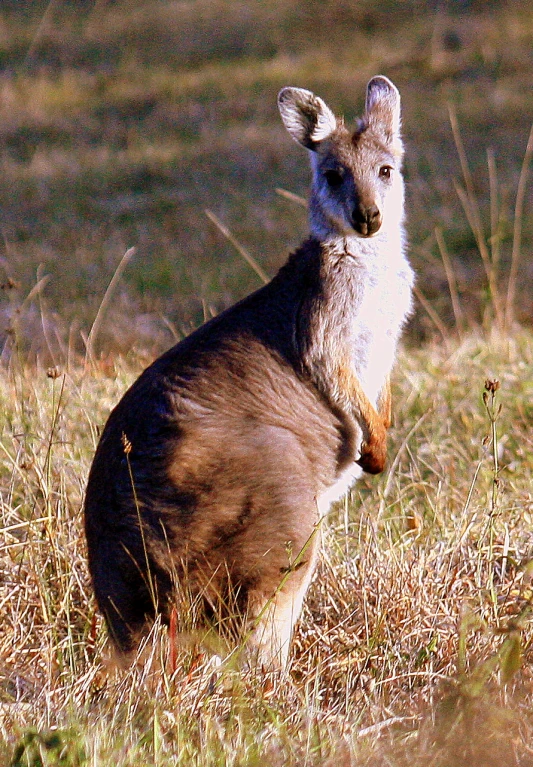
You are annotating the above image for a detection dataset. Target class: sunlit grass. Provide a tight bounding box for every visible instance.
[0,2,532,763]
[0,325,532,765]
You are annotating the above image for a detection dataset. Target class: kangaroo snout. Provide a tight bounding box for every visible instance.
[351,202,382,237]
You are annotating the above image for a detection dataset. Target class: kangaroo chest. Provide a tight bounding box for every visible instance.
[349,258,412,405]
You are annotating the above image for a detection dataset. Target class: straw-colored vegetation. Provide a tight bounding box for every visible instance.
[0,1,532,764]
[1,325,533,765]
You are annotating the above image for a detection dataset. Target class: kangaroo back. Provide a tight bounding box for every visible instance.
[84,76,414,669]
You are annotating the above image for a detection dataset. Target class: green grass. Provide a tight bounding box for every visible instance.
[0,0,532,355]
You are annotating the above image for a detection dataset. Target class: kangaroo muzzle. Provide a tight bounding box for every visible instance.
[351,203,382,237]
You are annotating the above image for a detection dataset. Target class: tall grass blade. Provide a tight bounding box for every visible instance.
[413,284,450,347]
[435,226,465,338]
[85,247,136,366]
[205,210,269,285]
[275,188,308,208]
[487,148,502,278]
[504,122,533,330]
[24,0,61,66]
[449,105,504,330]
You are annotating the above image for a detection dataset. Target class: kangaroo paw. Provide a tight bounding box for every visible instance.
[356,439,387,475]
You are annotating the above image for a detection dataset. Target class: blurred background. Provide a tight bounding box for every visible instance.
[0,0,531,359]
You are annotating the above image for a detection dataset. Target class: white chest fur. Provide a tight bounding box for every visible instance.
[349,235,413,405]
[318,234,413,516]
[317,461,363,516]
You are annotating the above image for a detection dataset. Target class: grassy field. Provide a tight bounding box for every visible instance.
[0,0,532,356]
[0,1,533,765]
[0,322,532,765]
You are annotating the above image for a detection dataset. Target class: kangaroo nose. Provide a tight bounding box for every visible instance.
[351,204,381,236]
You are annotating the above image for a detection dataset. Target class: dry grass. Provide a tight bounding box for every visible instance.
[1,4,532,762]
[0,325,532,765]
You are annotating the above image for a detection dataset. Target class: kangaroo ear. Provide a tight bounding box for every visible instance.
[365,76,402,153]
[278,87,337,150]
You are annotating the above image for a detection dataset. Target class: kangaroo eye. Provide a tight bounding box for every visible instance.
[379,165,393,180]
[324,169,344,188]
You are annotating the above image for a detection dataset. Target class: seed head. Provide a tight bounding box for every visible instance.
[121,432,132,455]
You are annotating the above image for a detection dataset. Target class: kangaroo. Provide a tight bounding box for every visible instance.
[84,76,414,669]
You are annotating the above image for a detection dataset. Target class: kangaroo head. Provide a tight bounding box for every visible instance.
[278,76,404,242]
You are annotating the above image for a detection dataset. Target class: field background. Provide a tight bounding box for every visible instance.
[0,0,532,357]
[0,1,532,765]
